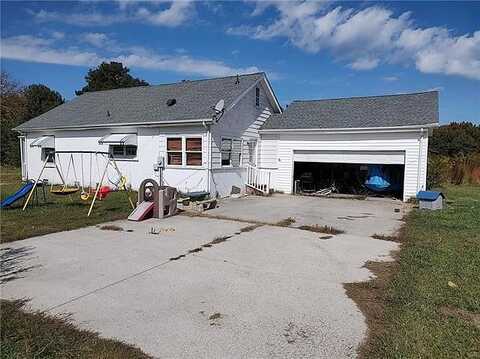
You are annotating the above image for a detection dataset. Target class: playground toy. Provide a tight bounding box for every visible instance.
[22,150,134,216]
[128,178,177,221]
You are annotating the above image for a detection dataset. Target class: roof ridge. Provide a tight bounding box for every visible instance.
[291,91,438,103]
[80,72,265,96]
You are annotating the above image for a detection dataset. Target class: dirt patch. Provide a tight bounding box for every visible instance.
[344,257,400,358]
[188,247,203,253]
[208,312,222,320]
[344,224,405,358]
[210,235,232,244]
[297,224,344,235]
[283,322,312,344]
[371,233,399,242]
[275,217,296,227]
[169,254,186,261]
[439,306,480,329]
[319,235,333,240]
[208,312,223,326]
[240,224,263,232]
[99,225,124,231]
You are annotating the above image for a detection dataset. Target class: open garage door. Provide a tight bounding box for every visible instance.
[293,150,405,200]
[293,150,405,164]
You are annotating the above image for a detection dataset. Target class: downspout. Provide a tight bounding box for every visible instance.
[203,121,211,194]
[417,128,425,192]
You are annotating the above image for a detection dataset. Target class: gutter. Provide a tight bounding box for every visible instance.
[14,118,214,133]
[259,123,439,134]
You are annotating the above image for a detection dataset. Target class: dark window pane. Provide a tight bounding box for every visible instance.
[42,148,55,163]
[221,151,231,166]
[167,138,182,151]
[125,145,137,156]
[112,145,124,156]
[186,138,202,151]
[187,152,202,166]
[168,152,182,165]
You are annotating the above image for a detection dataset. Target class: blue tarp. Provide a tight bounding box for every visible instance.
[364,165,392,192]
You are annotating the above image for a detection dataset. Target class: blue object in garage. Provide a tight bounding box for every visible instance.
[417,191,445,210]
[364,165,391,192]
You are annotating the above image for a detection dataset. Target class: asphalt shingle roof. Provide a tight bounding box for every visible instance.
[262,91,439,130]
[16,73,264,131]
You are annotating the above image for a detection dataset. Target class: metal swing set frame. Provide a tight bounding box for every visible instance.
[22,150,135,217]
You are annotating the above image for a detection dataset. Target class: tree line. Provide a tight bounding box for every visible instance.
[1,62,149,166]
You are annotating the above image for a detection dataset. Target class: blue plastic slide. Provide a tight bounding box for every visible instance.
[1,181,34,208]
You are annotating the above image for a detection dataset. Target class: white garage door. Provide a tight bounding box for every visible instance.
[293,150,405,165]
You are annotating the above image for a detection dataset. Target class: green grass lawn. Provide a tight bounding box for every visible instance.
[367,185,480,358]
[1,300,151,359]
[1,167,135,243]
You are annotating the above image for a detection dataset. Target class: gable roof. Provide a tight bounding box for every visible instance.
[262,91,439,130]
[16,72,279,131]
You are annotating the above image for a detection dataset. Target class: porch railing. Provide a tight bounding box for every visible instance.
[246,164,271,195]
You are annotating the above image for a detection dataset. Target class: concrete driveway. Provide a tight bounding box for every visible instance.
[1,195,404,358]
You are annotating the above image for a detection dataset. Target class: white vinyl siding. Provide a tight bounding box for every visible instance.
[262,130,429,201]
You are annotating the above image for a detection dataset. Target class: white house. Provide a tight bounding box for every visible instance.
[15,73,438,201]
[15,73,282,198]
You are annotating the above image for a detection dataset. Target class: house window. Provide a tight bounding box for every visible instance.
[221,138,232,166]
[186,137,202,166]
[221,138,241,167]
[167,137,183,165]
[42,147,55,163]
[110,145,137,159]
[255,87,260,107]
[247,141,257,165]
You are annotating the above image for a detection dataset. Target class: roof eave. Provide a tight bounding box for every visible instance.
[259,123,439,134]
[14,118,214,133]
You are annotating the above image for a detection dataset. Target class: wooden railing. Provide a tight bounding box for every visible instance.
[246,164,271,195]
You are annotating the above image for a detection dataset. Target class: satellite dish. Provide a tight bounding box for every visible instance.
[214,99,225,114]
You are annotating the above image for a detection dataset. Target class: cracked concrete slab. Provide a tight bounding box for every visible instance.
[1,195,402,358]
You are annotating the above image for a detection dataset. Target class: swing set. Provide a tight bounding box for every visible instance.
[22,151,134,216]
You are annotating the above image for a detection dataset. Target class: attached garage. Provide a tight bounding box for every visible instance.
[258,92,439,201]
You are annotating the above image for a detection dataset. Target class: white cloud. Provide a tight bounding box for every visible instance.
[30,1,194,27]
[81,33,109,48]
[32,9,125,26]
[349,58,379,70]
[0,35,102,66]
[0,34,260,78]
[136,1,194,27]
[228,1,480,80]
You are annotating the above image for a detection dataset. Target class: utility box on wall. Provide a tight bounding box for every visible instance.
[417,191,445,210]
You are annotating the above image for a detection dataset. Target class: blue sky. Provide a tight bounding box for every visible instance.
[1,1,479,124]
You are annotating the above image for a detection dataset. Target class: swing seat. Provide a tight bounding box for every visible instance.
[50,187,80,196]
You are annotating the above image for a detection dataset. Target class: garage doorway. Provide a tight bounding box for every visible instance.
[293,162,405,200]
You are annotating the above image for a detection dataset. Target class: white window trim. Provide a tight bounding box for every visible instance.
[166,135,204,168]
